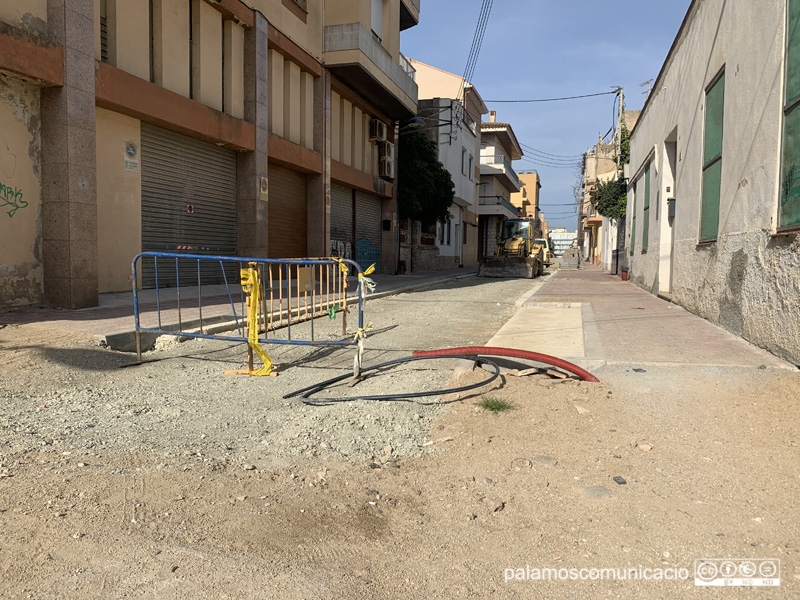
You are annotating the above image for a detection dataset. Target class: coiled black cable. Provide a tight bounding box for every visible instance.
[283,355,501,405]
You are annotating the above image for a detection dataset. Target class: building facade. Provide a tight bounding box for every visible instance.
[479,111,523,258]
[511,171,541,226]
[0,0,420,309]
[549,228,578,257]
[411,60,488,269]
[578,142,616,266]
[627,0,800,365]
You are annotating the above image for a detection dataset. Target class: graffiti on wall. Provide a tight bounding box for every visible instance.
[0,181,26,218]
[1,135,25,218]
[330,239,353,260]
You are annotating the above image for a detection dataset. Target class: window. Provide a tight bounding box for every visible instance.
[439,222,445,244]
[371,0,384,43]
[700,69,725,241]
[780,0,800,228]
[469,155,474,180]
[461,148,467,176]
[642,162,651,250]
[100,0,109,63]
[463,223,468,244]
[447,221,451,245]
[630,181,637,253]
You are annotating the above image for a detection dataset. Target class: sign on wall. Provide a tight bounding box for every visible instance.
[124,139,139,172]
[260,176,268,201]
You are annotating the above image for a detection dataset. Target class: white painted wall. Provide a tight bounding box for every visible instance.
[627,0,800,364]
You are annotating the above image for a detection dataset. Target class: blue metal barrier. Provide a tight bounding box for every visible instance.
[132,252,365,362]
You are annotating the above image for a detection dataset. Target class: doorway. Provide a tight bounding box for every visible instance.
[660,128,678,296]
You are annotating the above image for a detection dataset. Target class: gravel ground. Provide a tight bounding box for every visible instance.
[2,273,800,599]
[0,276,539,470]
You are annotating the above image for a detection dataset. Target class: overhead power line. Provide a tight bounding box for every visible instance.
[517,157,579,170]
[459,0,494,102]
[484,90,619,103]
[520,143,584,160]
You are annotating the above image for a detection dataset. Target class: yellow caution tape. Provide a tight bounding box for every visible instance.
[358,263,376,278]
[240,263,273,376]
[353,323,373,342]
[333,257,350,275]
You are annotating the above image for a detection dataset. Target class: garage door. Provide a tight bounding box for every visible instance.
[141,123,237,288]
[330,183,353,260]
[355,191,381,272]
[268,163,308,259]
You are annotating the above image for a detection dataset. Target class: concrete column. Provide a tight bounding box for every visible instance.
[236,11,269,258]
[306,70,329,258]
[41,0,98,308]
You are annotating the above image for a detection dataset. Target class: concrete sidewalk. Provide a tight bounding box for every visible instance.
[0,266,477,350]
[491,265,795,371]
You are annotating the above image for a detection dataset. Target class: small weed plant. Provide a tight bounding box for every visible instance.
[479,396,514,414]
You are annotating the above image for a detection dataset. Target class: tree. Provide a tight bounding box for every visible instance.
[397,132,455,225]
[593,178,627,219]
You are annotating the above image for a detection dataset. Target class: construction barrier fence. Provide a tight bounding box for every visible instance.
[131,252,367,364]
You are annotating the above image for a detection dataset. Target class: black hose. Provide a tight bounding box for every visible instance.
[283,355,501,404]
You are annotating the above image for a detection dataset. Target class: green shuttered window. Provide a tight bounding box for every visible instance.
[700,70,725,241]
[643,163,651,250]
[630,183,637,253]
[781,0,800,227]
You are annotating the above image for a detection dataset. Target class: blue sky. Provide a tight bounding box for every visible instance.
[401,0,693,230]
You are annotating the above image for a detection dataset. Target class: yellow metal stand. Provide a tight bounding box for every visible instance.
[225,262,276,377]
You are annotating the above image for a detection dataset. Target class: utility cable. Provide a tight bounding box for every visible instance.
[485,90,619,103]
[520,143,584,160]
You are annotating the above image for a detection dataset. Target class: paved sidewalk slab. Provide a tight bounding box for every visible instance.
[481,265,794,372]
[488,304,584,358]
[530,266,793,369]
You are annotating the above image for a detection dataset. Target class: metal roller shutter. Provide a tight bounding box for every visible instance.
[330,184,353,260]
[268,163,308,259]
[355,191,382,272]
[141,123,237,288]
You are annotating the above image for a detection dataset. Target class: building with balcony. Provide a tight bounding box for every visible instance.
[579,110,639,270]
[511,171,542,232]
[410,60,488,269]
[579,141,618,267]
[479,111,523,258]
[0,0,420,309]
[549,228,578,257]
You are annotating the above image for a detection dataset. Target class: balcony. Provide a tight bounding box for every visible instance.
[399,52,415,82]
[324,23,418,118]
[400,0,420,31]
[478,195,519,219]
[480,154,521,192]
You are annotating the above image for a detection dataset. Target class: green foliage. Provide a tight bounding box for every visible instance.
[593,178,627,220]
[398,132,455,225]
[616,121,631,167]
[478,396,514,413]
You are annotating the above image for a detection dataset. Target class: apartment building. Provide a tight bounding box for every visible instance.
[0,0,420,309]
[511,171,541,227]
[410,60,488,269]
[479,111,523,258]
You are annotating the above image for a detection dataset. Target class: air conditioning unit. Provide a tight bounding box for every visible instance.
[369,119,388,141]
[379,156,395,181]
[378,140,395,162]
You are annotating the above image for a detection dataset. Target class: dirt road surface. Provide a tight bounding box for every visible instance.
[1,276,798,599]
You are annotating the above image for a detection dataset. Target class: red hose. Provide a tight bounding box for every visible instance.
[412,346,600,383]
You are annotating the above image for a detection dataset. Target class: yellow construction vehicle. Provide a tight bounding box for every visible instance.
[532,237,552,268]
[477,218,544,278]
